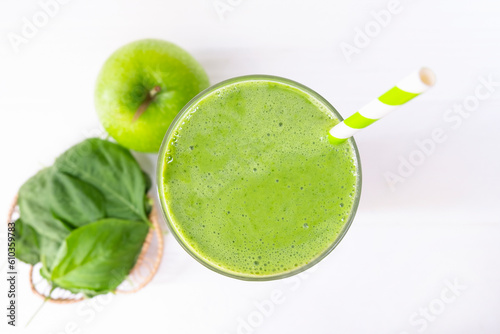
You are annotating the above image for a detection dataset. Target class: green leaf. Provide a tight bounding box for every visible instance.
[14,219,40,265]
[54,139,149,223]
[144,196,153,216]
[50,218,149,296]
[17,168,70,271]
[142,170,152,193]
[18,168,72,240]
[49,172,106,228]
[141,170,153,215]
[40,265,51,282]
[16,138,152,291]
[39,234,65,273]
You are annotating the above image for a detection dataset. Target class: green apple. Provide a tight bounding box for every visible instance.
[95,39,209,152]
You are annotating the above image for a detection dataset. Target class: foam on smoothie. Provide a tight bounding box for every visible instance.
[161,79,359,277]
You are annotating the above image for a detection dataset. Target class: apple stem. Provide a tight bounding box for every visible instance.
[133,86,161,122]
[149,86,161,98]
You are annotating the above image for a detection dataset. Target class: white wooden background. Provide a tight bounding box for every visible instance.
[1,0,499,333]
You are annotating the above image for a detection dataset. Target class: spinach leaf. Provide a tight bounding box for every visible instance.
[50,172,106,228]
[142,170,152,193]
[13,219,40,265]
[18,168,72,272]
[18,168,71,241]
[15,138,153,294]
[142,171,153,215]
[39,233,65,273]
[54,139,149,223]
[50,218,149,296]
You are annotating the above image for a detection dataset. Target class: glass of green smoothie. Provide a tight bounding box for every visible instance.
[157,75,361,281]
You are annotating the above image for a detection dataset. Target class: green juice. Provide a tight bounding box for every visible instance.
[159,76,360,279]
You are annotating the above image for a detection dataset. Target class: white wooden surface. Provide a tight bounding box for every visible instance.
[1,0,499,333]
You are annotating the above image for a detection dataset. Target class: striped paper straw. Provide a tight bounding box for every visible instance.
[329,67,436,145]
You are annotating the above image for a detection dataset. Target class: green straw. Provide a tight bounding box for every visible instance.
[329,67,436,144]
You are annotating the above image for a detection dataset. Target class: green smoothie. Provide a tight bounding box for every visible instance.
[159,76,360,279]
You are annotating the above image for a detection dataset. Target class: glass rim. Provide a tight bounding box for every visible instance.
[157,74,362,281]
